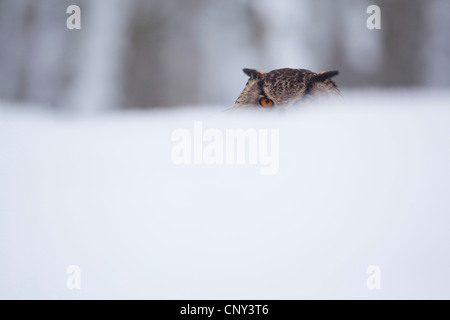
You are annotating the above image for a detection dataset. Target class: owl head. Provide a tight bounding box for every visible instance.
[233,68,340,111]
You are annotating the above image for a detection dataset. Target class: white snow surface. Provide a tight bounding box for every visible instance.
[1,89,450,299]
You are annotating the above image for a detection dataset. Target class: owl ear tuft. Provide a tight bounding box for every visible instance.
[311,70,339,83]
[243,68,264,79]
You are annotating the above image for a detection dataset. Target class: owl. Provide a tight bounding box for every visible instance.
[233,68,340,111]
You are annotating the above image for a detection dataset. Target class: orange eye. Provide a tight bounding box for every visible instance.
[259,98,274,107]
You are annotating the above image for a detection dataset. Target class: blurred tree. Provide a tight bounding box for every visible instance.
[0,0,448,111]
[423,0,450,86]
[120,0,208,108]
[0,0,71,106]
[325,0,427,87]
[375,0,426,86]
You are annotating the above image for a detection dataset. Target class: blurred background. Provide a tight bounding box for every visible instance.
[1,0,450,300]
[0,0,449,112]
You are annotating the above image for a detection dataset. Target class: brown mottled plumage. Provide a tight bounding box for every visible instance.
[233,68,340,111]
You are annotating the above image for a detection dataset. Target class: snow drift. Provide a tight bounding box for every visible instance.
[0,89,449,299]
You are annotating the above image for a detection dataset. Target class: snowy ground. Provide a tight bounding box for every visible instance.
[1,89,450,299]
